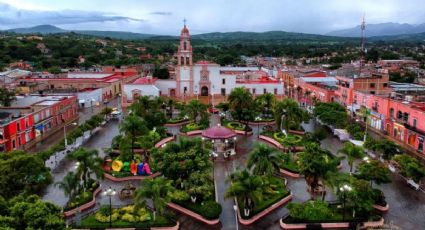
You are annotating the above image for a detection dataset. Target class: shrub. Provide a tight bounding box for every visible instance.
[198,201,222,220]
[227,121,244,131]
[287,200,336,222]
[95,211,119,223]
[121,213,138,223]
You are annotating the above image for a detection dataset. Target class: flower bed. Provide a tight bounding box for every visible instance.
[78,205,176,229]
[64,185,102,218]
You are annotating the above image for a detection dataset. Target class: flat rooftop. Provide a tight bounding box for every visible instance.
[11,95,72,107]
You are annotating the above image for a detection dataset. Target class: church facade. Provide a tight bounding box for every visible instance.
[122,24,285,107]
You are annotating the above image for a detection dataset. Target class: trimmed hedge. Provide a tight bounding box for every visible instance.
[174,200,222,220]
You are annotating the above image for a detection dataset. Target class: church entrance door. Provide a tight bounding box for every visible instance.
[201,86,209,96]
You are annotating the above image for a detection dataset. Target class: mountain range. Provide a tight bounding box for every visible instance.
[327,22,425,37]
[3,24,425,42]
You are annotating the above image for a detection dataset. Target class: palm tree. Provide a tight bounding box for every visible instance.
[338,142,364,173]
[119,114,148,154]
[228,87,255,128]
[255,93,275,118]
[166,98,174,118]
[134,177,175,220]
[184,171,213,203]
[298,143,338,200]
[55,171,79,200]
[274,98,307,132]
[185,100,207,123]
[247,144,283,176]
[225,170,264,217]
[68,148,104,191]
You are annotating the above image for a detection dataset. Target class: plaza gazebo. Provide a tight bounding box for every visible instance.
[202,125,237,158]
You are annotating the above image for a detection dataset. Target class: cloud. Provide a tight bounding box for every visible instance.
[150,11,172,16]
[0,2,145,28]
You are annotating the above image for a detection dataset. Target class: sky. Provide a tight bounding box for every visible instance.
[0,0,424,35]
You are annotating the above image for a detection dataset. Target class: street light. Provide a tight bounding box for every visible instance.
[103,186,117,227]
[233,204,239,230]
[255,116,261,138]
[339,184,352,221]
[63,122,78,147]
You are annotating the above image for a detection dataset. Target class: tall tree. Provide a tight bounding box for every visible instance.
[119,114,148,154]
[0,88,16,107]
[298,143,338,199]
[185,99,207,123]
[274,98,308,132]
[338,142,364,173]
[225,170,264,217]
[255,93,275,118]
[356,159,391,187]
[134,177,175,220]
[228,87,255,128]
[55,171,79,201]
[68,148,103,190]
[247,144,283,176]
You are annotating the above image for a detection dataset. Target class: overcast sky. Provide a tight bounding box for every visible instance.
[0,0,424,35]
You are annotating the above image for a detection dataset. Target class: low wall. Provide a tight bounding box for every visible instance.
[167,202,220,225]
[248,120,276,125]
[259,135,284,150]
[279,217,385,229]
[280,168,302,178]
[104,172,161,182]
[373,203,389,212]
[235,130,253,136]
[288,130,305,135]
[237,193,293,225]
[150,221,180,230]
[164,120,190,127]
[154,136,176,148]
[64,186,102,218]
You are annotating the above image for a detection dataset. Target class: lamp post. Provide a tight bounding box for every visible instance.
[339,184,352,221]
[233,204,239,230]
[63,122,78,147]
[103,186,117,227]
[255,116,261,138]
[280,78,284,100]
[280,109,287,135]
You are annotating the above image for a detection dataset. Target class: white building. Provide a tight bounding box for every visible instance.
[122,24,285,107]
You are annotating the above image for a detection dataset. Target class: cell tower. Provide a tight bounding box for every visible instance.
[359,14,366,74]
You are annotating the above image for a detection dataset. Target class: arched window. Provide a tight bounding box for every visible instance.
[181,56,184,65]
[186,57,190,65]
[183,41,187,50]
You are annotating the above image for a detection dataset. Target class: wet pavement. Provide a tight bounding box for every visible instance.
[42,111,425,229]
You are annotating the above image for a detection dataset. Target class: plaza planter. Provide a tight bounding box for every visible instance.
[235,130,253,136]
[104,172,161,182]
[280,217,385,229]
[63,186,102,218]
[236,193,293,225]
[280,168,302,178]
[167,202,220,225]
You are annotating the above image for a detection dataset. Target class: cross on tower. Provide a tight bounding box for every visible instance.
[183,18,187,26]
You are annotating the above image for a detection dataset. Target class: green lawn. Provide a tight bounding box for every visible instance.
[238,177,290,219]
[173,199,222,220]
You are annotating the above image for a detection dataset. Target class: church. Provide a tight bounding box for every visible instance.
[122,24,285,107]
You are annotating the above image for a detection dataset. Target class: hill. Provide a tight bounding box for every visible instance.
[327,22,425,37]
[7,25,66,34]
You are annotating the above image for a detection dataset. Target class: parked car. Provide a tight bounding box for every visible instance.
[209,107,219,114]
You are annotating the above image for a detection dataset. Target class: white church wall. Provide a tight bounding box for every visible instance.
[156,80,176,96]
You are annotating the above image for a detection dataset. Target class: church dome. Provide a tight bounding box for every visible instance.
[181,25,189,34]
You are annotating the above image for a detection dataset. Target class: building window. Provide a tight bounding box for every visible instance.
[390,108,394,118]
[184,87,187,94]
[403,113,409,122]
[263,88,267,94]
[383,83,388,87]
[180,56,184,65]
[253,88,256,94]
[222,79,225,84]
[418,137,424,152]
[370,91,375,94]
[184,41,187,50]
[413,118,417,128]
[370,83,376,88]
[186,57,189,65]
[221,88,226,96]
[12,139,16,149]
[17,123,20,132]
[274,88,278,94]
[397,111,403,119]
[393,128,398,138]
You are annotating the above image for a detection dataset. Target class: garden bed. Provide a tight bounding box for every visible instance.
[63,184,101,218]
[261,131,306,151]
[180,122,207,133]
[165,118,190,127]
[237,177,290,220]
[77,205,176,229]
[167,202,220,225]
[104,171,161,182]
[280,217,384,229]
[222,119,253,132]
[64,180,100,212]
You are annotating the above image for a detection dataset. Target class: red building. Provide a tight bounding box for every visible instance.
[0,95,78,152]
